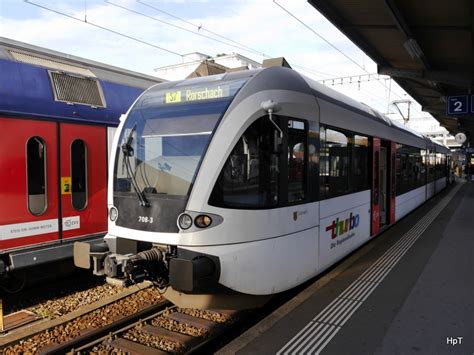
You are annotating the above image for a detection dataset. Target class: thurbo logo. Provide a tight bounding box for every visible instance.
[325,213,360,239]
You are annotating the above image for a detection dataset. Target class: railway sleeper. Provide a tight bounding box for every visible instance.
[104,310,238,354]
[109,338,168,355]
[165,312,217,332]
[141,325,198,347]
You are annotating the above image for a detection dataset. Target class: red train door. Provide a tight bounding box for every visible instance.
[372,139,396,236]
[59,123,107,240]
[0,118,59,250]
[371,137,381,236]
[389,142,396,224]
[379,146,388,225]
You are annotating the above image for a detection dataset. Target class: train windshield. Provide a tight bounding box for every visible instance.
[113,78,246,202]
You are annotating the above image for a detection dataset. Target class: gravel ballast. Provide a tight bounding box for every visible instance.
[2,288,162,354]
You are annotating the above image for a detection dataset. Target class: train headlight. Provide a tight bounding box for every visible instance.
[109,206,118,222]
[195,215,212,228]
[178,213,193,230]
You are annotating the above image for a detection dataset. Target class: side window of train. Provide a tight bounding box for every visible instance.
[320,127,350,199]
[71,139,88,210]
[429,152,436,182]
[27,136,47,215]
[352,135,369,192]
[436,153,446,178]
[209,116,280,209]
[288,120,307,203]
[397,144,409,195]
[319,126,328,198]
[396,144,425,196]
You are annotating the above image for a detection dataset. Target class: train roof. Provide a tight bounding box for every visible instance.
[113,64,450,153]
[218,66,445,151]
[0,37,163,125]
[301,72,450,153]
[303,75,423,136]
[0,37,163,88]
[138,67,259,91]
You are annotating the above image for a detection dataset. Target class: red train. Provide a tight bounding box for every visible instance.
[0,37,160,289]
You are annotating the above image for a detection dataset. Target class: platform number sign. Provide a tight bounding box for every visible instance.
[447,95,474,116]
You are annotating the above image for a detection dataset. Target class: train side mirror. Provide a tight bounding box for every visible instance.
[261,100,283,145]
[261,99,281,113]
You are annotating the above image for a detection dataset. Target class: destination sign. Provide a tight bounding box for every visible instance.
[164,85,230,104]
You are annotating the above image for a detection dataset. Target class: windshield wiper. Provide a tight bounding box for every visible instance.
[121,124,150,207]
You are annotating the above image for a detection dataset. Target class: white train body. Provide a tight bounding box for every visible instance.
[86,67,450,309]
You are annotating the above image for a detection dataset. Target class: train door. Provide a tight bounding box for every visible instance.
[427,151,435,199]
[379,142,394,226]
[371,138,381,235]
[59,123,107,240]
[0,118,59,250]
[389,142,396,224]
[372,139,393,235]
[379,146,388,225]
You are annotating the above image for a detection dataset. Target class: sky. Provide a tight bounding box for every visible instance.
[0,0,447,131]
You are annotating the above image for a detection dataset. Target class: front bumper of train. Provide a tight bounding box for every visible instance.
[74,237,221,293]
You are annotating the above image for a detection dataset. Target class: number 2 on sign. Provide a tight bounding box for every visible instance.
[453,100,463,112]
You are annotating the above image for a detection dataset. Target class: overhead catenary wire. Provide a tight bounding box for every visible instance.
[23,0,183,57]
[22,1,402,114]
[106,0,335,78]
[137,0,336,78]
[346,82,422,118]
[273,0,425,116]
[338,84,399,113]
[23,0,423,116]
[22,0,337,79]
[137,0,264,56]
[273,0,368,74]
[315,74,416,117]
[318,73,389,85]
[105,0,268,59]
[291,63,334,78]
[317,73,410,111]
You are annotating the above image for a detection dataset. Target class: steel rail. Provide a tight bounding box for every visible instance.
[41,301,171,354]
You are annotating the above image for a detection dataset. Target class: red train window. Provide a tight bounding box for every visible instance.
[71,139,88,210]
[27,136,47,215]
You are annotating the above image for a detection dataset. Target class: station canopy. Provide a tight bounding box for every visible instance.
[309,0,474,146]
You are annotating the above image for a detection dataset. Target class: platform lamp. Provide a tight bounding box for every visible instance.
[404,38,424,60]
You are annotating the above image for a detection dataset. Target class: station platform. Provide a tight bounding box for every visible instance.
[219,180,473,354]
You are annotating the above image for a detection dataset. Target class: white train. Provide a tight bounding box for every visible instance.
[75,67,451,309]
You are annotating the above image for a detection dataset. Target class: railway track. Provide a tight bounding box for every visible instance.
[0,256,369,354]
[1,281,244,354]
[42,306,241,354]
[1,274,328,353]
[0,285,163,353]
